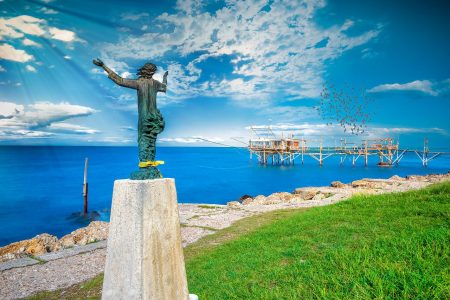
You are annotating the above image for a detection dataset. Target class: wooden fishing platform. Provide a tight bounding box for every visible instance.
[248,126,449,167]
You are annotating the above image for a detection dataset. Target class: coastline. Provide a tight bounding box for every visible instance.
[2,171,449,262]
[0,171,449,299]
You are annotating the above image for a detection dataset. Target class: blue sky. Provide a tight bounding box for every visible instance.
[0,0,449,147]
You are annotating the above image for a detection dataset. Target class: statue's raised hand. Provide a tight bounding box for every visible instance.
[163,71,168,78]
[93,58,104,67]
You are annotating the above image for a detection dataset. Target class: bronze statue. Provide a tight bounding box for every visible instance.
[93,58,168,180]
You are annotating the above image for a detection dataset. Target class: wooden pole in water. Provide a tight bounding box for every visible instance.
[83,157,89,216]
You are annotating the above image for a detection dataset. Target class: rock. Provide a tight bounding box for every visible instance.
[351,179,376,188]
[238,194,253,202]
[59,221,109,248]
[330,181,346,188]
[241,192,301,205]
[0,252,22,263]
[293,188,319,200]
[227,201,241,207]
[312,193,326,201]
[389,175,404,181]
[426,173,449,182]
[243,195,266,205]
[0,233,60,262]
[406,175,424,181]
[265,192,296,204]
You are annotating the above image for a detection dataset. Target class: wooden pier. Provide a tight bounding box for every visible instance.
[248,127,449,167]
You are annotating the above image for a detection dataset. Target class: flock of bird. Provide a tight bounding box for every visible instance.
[317,83,372,136]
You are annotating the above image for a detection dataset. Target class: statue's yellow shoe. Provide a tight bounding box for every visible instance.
[138,160,165,168]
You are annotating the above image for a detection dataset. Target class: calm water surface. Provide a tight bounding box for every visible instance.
[0,146,449,246]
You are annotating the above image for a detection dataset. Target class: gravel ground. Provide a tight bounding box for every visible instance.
[0,249,106,300]
[0,173,448,300]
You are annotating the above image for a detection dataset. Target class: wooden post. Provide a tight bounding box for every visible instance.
[301,140,304,165]
[83,157,89,216]
[364,141,368,166]
[319,142,323,166]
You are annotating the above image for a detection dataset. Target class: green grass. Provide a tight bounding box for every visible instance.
[28,183,450,299]
[187,182,450,299]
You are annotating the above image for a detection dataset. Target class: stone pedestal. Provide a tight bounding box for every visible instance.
[102,179,189,300]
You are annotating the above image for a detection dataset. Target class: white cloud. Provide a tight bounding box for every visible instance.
[0,129,53,140]
[0,101,99,140]
[101,0,381,102]
[63,55,71,60]
[91,67,106,75]
[371,127,447,135]
[25,64,37,72]
[120,71,131,78]
[0,101,24,119]
[25,65,37,73]
[259,106,320,122]
[121,12,149,21]
[0,43,34,62]
[0,15,46,38]
[367,80,437,96]
[159,136,225,144]
[25,101,97,127]
[97,136,132,143]
[0,15,80,65]
[47,122,100,134]
[39,7,58,15]
[22,38,41,47]
[248,123,332,137]
[0,80,21,86]
[247,123,447,140]
[0,15,78,48]
[48,27,76,42]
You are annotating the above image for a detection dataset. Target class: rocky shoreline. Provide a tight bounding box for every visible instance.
[1,172,449,264]
[0,172,449,299]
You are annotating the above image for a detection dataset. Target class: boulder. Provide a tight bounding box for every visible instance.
[59,221,109,248]
[247,195,267,205]
[406,175,423,181]
[425,174,448,182]
[389,175,404,181]
[240,195,266,205]
[227,201,241,207]
[265,192,296,204]
[241,192,304,205]
[238,194,253,202]
[330,181,346,188]
[293,188,319,200]
[312,193,326,201]
[0,233,60,262]
[351,179,376,188]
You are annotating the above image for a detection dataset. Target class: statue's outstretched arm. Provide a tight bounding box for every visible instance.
[93,58,137,90]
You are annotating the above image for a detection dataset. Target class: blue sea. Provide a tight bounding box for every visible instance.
[0,146,449,246]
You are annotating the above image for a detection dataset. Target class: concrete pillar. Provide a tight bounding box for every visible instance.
[102,178,189,300]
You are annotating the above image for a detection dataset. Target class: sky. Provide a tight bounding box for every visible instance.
[0,0,449,148]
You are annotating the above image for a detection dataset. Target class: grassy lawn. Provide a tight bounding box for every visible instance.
[29,183,450,299]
